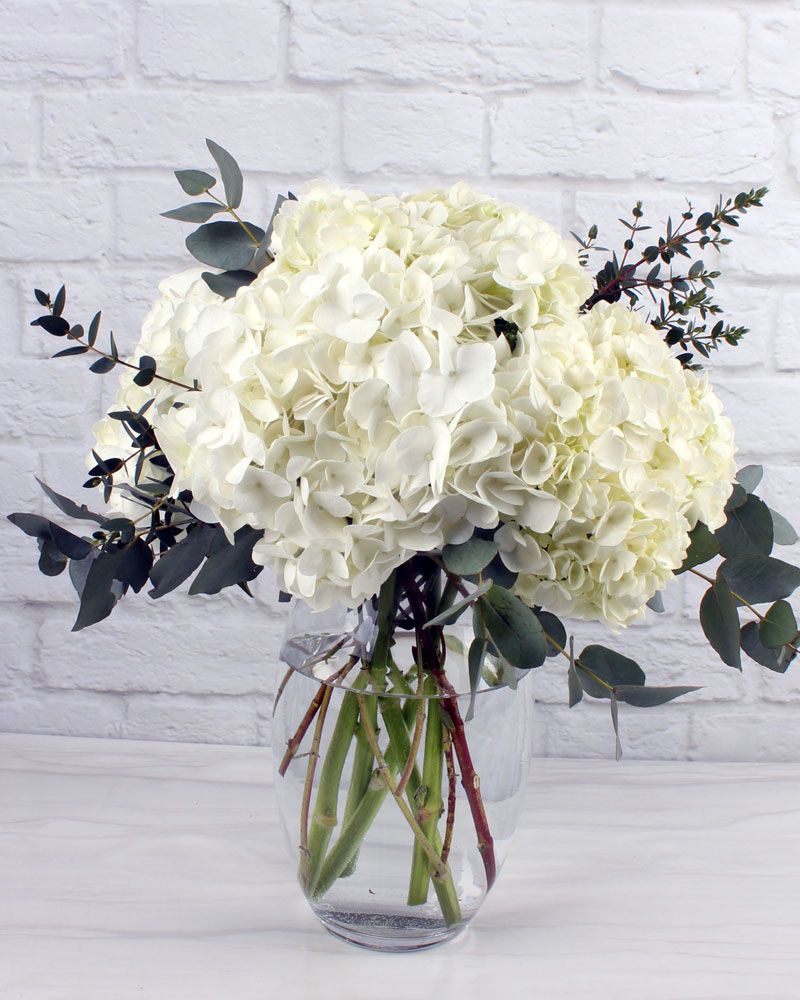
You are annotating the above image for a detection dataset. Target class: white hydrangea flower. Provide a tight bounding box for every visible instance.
[93,184,735,627]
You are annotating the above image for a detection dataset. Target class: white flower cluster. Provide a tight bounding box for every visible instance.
[92,182,735,626]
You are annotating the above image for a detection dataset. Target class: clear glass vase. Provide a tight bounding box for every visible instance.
[272,591,533,952]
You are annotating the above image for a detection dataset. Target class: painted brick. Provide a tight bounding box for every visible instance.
[138,2,281,82]
[43,92,334,173]
[291,1,589,85]
[343,93,484,175]
[0,2,123,81]
[0,180,108,263]
[601,9,741,93]
[492,98,773,182]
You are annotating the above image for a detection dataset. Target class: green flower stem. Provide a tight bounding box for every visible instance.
[304,671,368,895]
[381,694,461,923]
[407,675,444,906]
[305,572,397,890]
[338,693,377,878]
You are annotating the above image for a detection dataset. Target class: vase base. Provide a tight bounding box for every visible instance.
[315,908,467,952]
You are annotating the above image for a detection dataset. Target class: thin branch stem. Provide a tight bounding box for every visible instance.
[207,191,261,246]
[62,328,197,393]
[278,655,358,776]
[299,684,333,888]
[395,653,426,798]
[355,691,452,885]
[441,727,456,866]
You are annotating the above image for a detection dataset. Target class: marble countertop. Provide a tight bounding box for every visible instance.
[1,733,798,1000]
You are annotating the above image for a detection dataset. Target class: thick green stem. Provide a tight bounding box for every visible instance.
[381,695,461,923]
[338,694,377,878]
[304,671,368,895]
[306,572,396,890]
[407,675,444,906]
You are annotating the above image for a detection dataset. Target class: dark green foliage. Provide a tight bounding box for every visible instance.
[677,522,719,573]
[148,523,217,598]
[535,610,566,657]
[718,555,800,606]
[716,494,773,558]
[161,202,223,223]
[699,578,741,669]
[477,585,546,670]
[740,622,785,672]
[579,187,768,366]
[201,269,256,299]
[576,645,645,698]
[760,600,797,649]
[188,525,263,596]
[614,685,701,707]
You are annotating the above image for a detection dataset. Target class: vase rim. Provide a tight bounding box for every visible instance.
[281,660,529,701]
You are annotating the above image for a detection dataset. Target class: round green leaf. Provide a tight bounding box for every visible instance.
[736,464,763,494]
[478,586,546,670]
[174,169,216,196]
[186,221,264,270]
[770,508,799,546]
[442,537,497,576]
[759,600,797,649]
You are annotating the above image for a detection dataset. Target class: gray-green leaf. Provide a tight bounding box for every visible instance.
[740,621,784,672]
[770,508,799,546]
[678,522,719,574]
[186,221,264,270]
[175,169,216,196]
[442,537,497,576]
[736,464,763,493]
[614,684,701,707]
[576,645,645,698]
[161,202,224,223]
[206,138,243,209]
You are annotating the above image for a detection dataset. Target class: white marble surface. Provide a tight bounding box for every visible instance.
[1,734,799,1000]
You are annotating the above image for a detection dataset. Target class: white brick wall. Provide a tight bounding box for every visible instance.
[1,0,799,760]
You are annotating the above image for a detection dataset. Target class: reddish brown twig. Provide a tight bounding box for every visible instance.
[400,562,497,891]
[298,684,333,888]
[431,666,496,889]
[277,656,358,776]
[441,727,456,865]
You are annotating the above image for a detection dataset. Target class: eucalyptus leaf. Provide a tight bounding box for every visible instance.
[161,202,224,223]
[423,579,493,628]
[716,494,773,558]
[646,591,665,613]
[719,555,800,606]
[89,357,115,375]
[610,692,622,761]
[759,600,797,649]
[473,552,518,589]
[186,221,264,270]
[740,621,784,672]
[770,508,799,546]
[479,585,546,670]
[614,684,701,707]
[724,484,748,513]
[535,610,566,657]
[700,578,741,669]
[466,636,487,722]
[149,523,217,598]
[206,138,243,209]
[175,169,216,196]
[36,478,108,526]
[201,269,256,299]
[188,525,263,595]
[567,660,582,707]
[677,522,719,573]
[442,536,497,576]
[73,547,128,630]
[736,464,763,493]
[576,645,645,698]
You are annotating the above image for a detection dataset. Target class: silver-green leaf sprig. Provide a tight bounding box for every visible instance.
[162,138,295,299]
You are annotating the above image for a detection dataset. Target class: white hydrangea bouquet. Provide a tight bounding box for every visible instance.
[10,140,798,950]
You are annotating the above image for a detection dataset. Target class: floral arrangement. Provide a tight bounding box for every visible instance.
[9,140,799,945]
